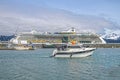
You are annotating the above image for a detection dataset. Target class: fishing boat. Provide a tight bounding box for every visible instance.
[52,44,96,58]
[13,44,35,50]
[14,46,34,50]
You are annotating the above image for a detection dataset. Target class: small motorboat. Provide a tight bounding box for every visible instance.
[52,44,96,58]
[13,44,35,50]
[14,46,34,50]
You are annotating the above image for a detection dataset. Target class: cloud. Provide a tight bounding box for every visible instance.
[104,28,120,35]
[0,4,119,35]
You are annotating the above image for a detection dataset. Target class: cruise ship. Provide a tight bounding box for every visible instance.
[10,28,106,46]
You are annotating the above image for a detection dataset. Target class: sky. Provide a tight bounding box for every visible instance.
[0,0,120,34]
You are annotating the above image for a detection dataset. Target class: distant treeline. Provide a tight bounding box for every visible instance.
[0,35,15,41]
[104,39,120,43]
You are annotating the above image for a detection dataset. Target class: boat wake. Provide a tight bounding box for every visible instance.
[39,56,51,58]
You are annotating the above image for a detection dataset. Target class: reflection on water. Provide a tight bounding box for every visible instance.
[0,48,120,80]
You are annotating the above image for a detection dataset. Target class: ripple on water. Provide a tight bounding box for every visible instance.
[0,48,120,80]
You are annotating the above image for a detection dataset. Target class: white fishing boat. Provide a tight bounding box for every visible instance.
[52,44,96,58]
[13,44,35,50]
[14,46,31,50]
[14,46,35,50]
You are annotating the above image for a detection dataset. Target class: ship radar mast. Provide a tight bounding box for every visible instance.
[71,27,75,32]
[67,27,76,33]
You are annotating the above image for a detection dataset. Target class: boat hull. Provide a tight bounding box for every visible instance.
[14,47,34,50]
[52,48,96,58]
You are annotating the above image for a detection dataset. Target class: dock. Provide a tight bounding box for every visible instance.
[1,43,120,50]
[83,43,120,48]
[42,43,120,48]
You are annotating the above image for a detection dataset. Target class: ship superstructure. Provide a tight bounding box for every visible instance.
[10,28,106,45]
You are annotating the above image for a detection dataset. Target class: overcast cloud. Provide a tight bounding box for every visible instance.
[0,1,120,35]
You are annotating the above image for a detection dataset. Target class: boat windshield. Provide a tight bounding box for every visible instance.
[57,45,67,51]
[68,45,82,48]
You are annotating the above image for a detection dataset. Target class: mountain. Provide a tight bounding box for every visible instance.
[102,32,120,43]
[0,35,15,41]
[102,33,120,40]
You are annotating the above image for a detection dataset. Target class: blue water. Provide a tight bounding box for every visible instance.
[0,48,120,80]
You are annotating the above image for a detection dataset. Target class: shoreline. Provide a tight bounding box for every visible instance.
[1,43,120,50]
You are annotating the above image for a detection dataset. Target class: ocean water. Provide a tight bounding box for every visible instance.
[0,48,120,80]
